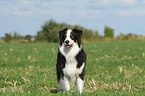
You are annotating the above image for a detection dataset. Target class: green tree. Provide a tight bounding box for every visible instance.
[13,32,23,39]
[94,30,99,37]
[5,33,12,43]
[36,31,47,41]
[83,29,94,38]
[104,26,114,38]
[40,19,72,42]
[41,19,59,42]
[38,19,96,42]
[25,35,32,42]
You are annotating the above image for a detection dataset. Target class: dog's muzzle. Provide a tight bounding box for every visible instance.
[65,40,72,48]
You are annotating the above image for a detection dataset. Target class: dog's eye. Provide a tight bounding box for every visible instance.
[70,35,74,39]
[64,34,67,38]
[70,34,74,39]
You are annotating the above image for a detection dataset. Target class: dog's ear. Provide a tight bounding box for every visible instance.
[73,27,82,37]
[77,30,82,37]
[59,28,68,39]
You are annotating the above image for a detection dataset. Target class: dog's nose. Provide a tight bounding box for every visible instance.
[65,40,69,44]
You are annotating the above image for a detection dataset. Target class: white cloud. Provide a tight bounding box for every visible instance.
[81,10,101,19]
[102,0,110,4]
[83,10,101,14]
[13,11,31,15]
[122,0,135,5]
[142,1,145,4]
[121,10,145,17]
[23,1,34,5]
[86,0,137,11]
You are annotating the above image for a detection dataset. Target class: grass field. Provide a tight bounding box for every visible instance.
[0,41,145,96]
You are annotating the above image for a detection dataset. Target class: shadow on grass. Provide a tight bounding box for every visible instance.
[49,86,60,94]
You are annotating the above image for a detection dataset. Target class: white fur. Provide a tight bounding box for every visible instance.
[64,29,74,46]
[58,29,85,93]
[76,77,84,94]
[59,77,70,93]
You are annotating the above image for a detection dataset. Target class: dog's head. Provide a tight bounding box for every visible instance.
[59,27,83,49]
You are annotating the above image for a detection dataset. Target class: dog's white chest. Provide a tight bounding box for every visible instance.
[63,57,79,83]
[63,56,77,75]
[62,53,85,82]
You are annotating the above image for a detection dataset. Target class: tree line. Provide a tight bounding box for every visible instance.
[36,19,114,42]
[4,19,115,43]
[4,32,34,43]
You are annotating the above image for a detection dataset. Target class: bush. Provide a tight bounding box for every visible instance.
[104,26,114,38]
[5,33,12,43]
[36,31,47,41]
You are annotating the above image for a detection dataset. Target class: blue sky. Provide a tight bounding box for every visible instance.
[1,0,145,37]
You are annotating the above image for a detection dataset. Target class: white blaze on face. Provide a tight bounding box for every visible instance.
[65,29,71,41]
[64,29,74,48]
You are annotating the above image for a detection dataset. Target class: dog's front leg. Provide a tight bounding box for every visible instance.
[59,76,70,93]
[76,77,84,94]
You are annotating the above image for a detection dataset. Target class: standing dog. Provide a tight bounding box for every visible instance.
[56,27,87,94]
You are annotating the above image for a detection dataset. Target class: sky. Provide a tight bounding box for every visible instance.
[1,0,145,38]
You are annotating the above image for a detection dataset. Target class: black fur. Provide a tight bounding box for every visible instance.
[72,28,82,48]
[59,28,68,46]
[56,51,66,81]
[76,49,86,80]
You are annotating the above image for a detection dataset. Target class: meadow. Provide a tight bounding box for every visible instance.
[0,41,145,96]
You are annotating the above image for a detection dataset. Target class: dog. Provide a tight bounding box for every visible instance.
[56,27,87,94]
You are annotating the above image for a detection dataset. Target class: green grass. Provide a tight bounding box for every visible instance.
[0,41,145,96]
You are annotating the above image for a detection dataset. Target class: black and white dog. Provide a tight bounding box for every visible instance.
[56,27,87,94]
